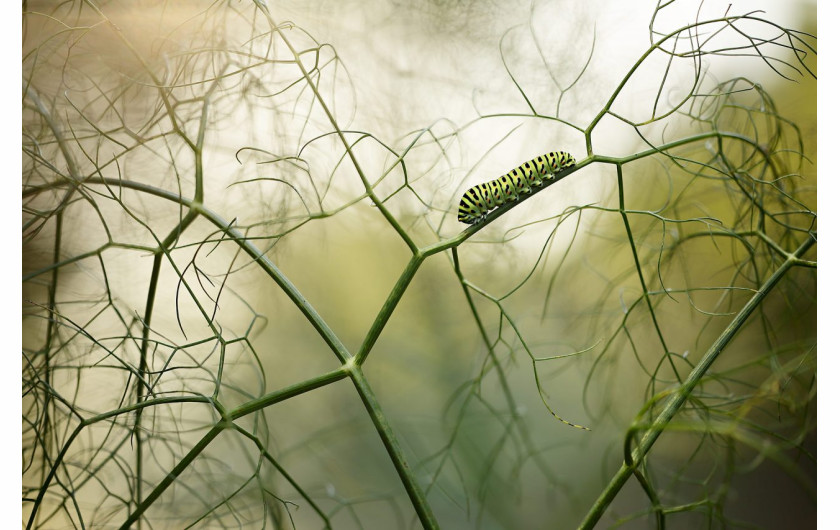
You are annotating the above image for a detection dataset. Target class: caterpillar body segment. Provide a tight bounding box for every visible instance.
[457,151,576,224]
[486,180,504,206]
[521,159,540,187]
[497,174,520,203]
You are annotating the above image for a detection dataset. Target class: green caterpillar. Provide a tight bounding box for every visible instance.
[458,151,576,224]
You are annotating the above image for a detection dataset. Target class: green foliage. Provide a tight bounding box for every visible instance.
[22,1,815,529]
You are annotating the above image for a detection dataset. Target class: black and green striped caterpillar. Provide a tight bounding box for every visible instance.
[457,151,576,224]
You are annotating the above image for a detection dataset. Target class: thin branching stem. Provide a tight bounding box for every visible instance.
[579,235,814,529]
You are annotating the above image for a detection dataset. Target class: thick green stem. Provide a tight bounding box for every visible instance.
[354,254,424,366]
[578,235,814,529]
[348,366,440,530]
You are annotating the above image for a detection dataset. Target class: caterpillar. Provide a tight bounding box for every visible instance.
[457,151,576,224]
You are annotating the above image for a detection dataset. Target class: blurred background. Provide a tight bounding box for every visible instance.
[23,1,816,528]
